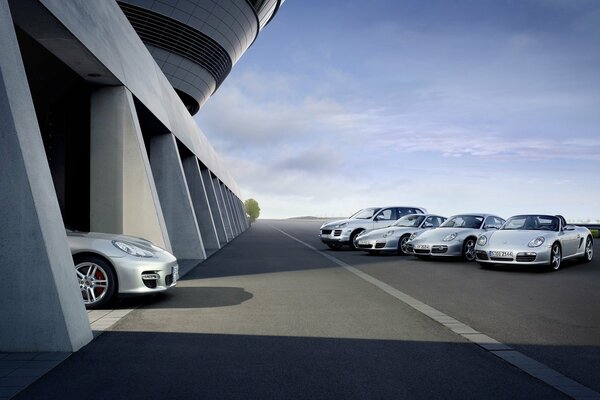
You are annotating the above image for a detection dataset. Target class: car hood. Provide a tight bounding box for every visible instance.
[487,230,554,245]
[410,227,478,242]
[360,226,415,239]
[321,218,364,229]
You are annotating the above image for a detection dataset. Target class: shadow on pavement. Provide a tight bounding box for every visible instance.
[13,332,580,400]
[141,287,253,309]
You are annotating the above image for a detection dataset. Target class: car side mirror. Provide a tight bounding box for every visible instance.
[484,225,499,230]
[563,225,575,231]
[422,223,433,228]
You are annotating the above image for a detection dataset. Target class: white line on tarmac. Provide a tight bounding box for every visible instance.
[272,226,600,400]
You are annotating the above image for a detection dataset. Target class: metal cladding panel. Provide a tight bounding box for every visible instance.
[38,0,241,197]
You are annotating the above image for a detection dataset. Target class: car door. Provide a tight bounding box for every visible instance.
[372,208,397,229]
[560,225,580,256]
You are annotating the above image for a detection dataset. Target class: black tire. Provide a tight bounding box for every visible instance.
[549,242,562,271]
[349,230,363,250]
[462,238,477,261]
[326,243,342,250]
[397,234,411,256]
[581,236,593,263]
[74,255,117,309]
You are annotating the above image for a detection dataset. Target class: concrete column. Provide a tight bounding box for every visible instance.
[213,176,234,241]
[201,168,227,246]
[0,2,92,352]
[225,189,241,235]
[149,133,206,260]
[90,86,171,251]
[182,156,220,255]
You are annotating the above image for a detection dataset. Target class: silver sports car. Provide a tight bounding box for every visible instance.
[475,214,594,270]
[354,214,447,255]
[67,230,178,308]
[406,214,505,261]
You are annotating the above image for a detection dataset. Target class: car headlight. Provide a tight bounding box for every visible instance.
[443,233,458,242]
[335,222,347,228]
[477,235,488,246]
[112,240,155,257]
[383,230,395,238]
[528,237,545,248]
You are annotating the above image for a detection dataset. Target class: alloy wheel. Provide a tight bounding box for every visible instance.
[76,262,109,306]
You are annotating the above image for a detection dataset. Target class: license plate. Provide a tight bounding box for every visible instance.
[358,240,368,245]
[172,265,179,282]
[490,251,513,258]
[416,244,429,250]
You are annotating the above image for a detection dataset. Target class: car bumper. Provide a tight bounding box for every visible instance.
[113,254,178,295]
[409,241,463,257]
[319,229,352,244]
[475,246,552,265]
[355,237,399,252]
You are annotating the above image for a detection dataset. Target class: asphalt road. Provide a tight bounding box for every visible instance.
[17,220,600,399]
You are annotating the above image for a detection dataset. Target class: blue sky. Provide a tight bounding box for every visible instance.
[195,0,600,221]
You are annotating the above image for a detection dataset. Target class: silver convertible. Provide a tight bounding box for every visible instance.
[354,214,447,255]
[68,230,178,308]
[406,214,505,261]
[475,215,594,270]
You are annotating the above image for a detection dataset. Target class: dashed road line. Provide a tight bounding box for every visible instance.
[272,226,600,400]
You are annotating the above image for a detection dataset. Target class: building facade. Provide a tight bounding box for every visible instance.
[0,0,282,352]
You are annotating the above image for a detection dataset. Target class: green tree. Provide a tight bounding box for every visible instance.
[244,198,260,223]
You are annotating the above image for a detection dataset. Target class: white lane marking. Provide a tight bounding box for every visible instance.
[273,226,600,400]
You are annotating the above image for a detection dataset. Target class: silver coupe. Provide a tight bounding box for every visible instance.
[67,230,178,308]
[406,214,505,261]
[475,214,594,270]
[354,214,447,255]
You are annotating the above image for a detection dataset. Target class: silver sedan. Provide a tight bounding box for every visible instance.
[406,214,505,261]
[475,214,594,270]
[67,230,178,308]
[354,214,447,255]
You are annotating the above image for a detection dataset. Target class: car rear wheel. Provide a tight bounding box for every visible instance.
[581,236,593,263]
[74,255,117,309]
[398,235,411,256]
[462,238,476,261]
[549,243,562,271]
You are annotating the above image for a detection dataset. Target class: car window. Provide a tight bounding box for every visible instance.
[484,216,504,229]
[350,208,381,219]
[501,215,559,231]
[394,215,424,227]
[375,208,395,221]
[424,216,443,227]
[440,215,484,229]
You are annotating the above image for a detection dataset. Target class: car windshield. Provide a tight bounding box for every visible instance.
[349,208,381,219]
[439,215,484,229]
[392,214,425,227]
[501,215,559,231]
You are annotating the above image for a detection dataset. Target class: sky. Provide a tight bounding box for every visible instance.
[194,0,600,221]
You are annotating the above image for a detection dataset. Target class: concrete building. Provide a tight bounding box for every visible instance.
[0,0,283,352]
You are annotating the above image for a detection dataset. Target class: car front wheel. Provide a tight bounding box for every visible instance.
[462,238,476,261]
[398,235,411,255]
[74,255,117,309]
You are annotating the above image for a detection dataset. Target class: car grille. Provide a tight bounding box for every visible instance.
[375,243,386,249]
[321,229,332,235]
[516,253,536,262]
[357,243,373,249]
[476,251,489,260]
[414,248,430,254]
[165,273,174,286]
[431,245,448,254]
[334,230,342,237]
